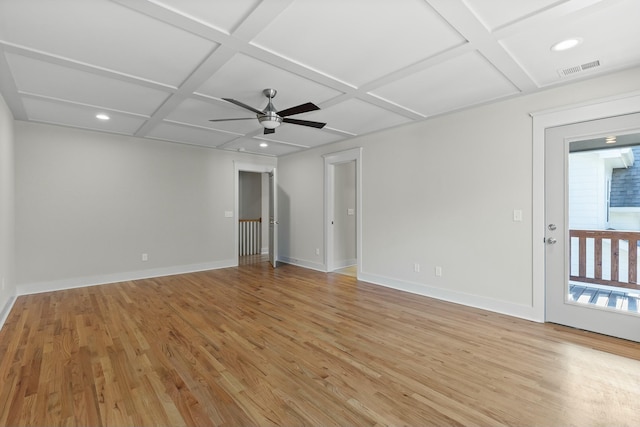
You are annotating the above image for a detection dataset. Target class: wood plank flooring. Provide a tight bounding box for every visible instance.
[1,262,639,426]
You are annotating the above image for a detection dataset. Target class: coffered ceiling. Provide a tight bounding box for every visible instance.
[1,0,639,157]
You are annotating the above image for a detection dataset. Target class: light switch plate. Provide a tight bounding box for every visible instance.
[513,209,523,222]
[225,211,233,218]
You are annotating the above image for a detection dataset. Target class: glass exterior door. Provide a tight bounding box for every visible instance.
[545,114,640,342]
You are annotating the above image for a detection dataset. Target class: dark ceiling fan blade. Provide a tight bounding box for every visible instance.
[283,117,326,129]
[277,102,320,117]
[222,98,263,115]
[264,128,276,135]
[208,117,256,122]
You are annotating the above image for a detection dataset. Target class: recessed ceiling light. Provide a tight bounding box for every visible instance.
[605,136,616,144]
[551,38,582,52]
[259,142,268,148]
[96,113,110,121]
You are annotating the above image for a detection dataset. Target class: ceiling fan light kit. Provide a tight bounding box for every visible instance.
[210,88,326,135]
[259,112,282,129]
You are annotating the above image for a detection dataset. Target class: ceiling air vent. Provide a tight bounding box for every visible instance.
[558,60,601,77]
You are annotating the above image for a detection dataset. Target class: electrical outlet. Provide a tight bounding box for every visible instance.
[142,253,148,262]
[414,263,420,272]
[315,248,320,255]
[435,266,442,277]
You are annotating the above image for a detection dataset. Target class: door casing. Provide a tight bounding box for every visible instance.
[234,162,277,267]
[324,148,362,274]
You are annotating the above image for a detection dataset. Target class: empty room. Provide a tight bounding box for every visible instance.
[1,1,640,425]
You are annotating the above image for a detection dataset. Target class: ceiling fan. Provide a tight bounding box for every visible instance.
[209,88,326,134]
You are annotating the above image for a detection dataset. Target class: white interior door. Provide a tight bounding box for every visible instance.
[268,170,278,268]
[545,113,640,342]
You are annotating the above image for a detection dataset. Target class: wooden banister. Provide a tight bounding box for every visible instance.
[570,229,640,290]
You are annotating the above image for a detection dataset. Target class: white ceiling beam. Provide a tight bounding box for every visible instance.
[425,0,537,93]
[0,45,27,120]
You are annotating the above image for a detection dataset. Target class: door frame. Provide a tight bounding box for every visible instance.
[234,161,277,267]
[268,170,277,268]
[323,147,362,274]
[532,90,640,322]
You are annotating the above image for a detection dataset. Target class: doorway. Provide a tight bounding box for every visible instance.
[234,162,278,268]
[324,148,362,275]
[238,171,269,265]
[544,113,640,342]
[332,161,357,276]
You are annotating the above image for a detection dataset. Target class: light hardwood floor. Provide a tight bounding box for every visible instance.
[1,262,639,426]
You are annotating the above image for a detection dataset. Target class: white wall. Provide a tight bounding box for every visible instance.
[568,152,608,229]
[239,171,262,219]
[610,208,640,230]
[277,66,640,320]
[0,93,15,322]
[15,122,276,293]
[277,151,325,268]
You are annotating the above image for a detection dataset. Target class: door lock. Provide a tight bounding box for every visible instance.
[548,224,557,231]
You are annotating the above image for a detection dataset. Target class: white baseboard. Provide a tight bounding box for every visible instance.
[358,271,543,323]
[8,259,542,329]
[332,258,357,270]
[16,259,236,296]
[278,256,326,272]
[0,295,17,330]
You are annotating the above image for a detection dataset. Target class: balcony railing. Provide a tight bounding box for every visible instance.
[570,229,640,290]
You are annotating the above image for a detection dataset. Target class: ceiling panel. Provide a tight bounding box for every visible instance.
[195,53,342,107]
[5,53,170,116]
[149,0,261,34]
[500,0,640,87]
[221,137,301,157]
[0,0,215,86]
[370,51,519,117]
[147,122,239,148]
[166,98,259,135]
[303,99,411,135]
[251,0,465,87]
[22,98,146,134]
[463,0,568,31]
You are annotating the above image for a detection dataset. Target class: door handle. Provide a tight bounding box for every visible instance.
[547,237,557,245]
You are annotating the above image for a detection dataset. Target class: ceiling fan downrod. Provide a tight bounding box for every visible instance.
[260,88,281,128]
